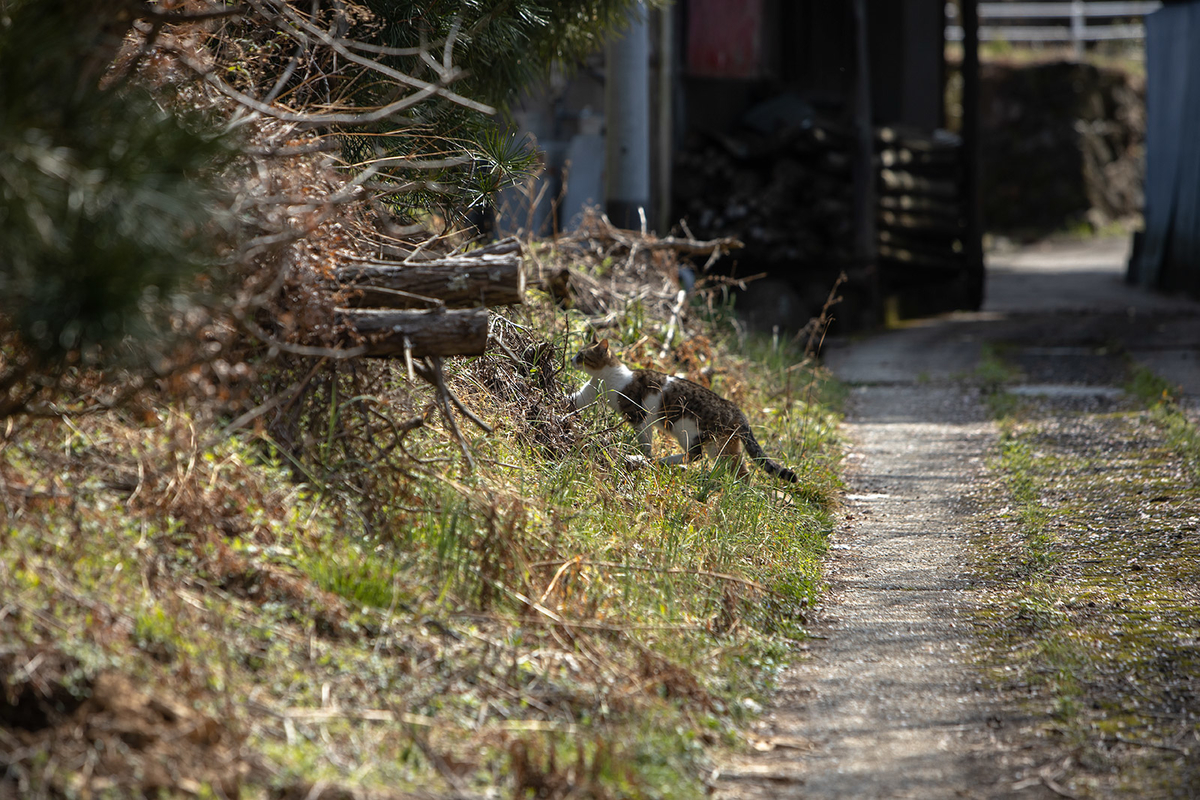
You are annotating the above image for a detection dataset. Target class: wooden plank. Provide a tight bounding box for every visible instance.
[947,23,1147,41]
[975,1,1161,18]
[879,194,962,217]
[879,169,959,198]
[879,211,966,236]
[877,244,966,273]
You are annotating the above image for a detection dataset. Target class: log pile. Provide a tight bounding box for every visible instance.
[672,124,857,269]
[333,238,524,358]
[874,126,969,284]
[672,116,971,314]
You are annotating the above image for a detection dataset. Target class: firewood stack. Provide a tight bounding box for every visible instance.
[979,61,1144,234]
[332,237,524,358]
[875,126,969,285]
[672,123,858,270]
[673,118,970,305]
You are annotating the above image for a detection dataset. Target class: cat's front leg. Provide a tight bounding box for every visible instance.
[636,422,655,459]
[569,378,601,410]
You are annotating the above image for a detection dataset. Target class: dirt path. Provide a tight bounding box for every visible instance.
[796,386,997,796]
[715,236,1200,798]
[716,383,1010,798]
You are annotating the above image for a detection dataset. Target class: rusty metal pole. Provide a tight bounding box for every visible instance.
[851,0,879,319]
[961,0,985,309]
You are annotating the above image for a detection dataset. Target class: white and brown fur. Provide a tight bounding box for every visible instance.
[569,339,798,482]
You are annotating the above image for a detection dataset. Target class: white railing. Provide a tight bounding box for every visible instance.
[945,0,1163,52]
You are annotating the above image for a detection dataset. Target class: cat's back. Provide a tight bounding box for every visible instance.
[608,367,671,421]
[668,375,745,421]
[634,369,747,429]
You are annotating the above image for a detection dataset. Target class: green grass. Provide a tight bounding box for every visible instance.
[0,287,842,797]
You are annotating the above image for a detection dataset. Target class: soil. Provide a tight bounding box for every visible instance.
[714,235,1200,798]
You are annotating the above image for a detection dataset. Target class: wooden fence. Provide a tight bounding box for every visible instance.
[946,0,1163,54]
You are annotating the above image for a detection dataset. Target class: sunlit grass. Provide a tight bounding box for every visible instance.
[0,290,842,796]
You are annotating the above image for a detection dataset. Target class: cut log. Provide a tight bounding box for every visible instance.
[876,126,961,152]
[879,169,959,199]
[379,236,521,262]
[335,252,524,309]
[878,210,965,235]
[880,147,960,170]
[879,194,961,217]
[339,308,489,357]
[877,242,965,273]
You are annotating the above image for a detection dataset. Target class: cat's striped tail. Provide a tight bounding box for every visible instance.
[739,426,799,483]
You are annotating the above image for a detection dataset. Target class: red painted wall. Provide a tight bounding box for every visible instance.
[686,0,764,79]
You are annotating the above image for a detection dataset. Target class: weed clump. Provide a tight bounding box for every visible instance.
[1,221,842,796]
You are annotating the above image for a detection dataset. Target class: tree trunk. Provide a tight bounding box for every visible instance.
[339,308,489,357]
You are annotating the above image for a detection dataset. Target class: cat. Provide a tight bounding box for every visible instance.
[568,338,798,482]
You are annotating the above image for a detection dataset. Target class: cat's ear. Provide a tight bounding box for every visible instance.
[599,338,609,352]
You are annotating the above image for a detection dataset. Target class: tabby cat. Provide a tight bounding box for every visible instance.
[569,339,798,482]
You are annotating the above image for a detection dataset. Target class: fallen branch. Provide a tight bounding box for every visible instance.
[248,701,437,727]
[424,356,476,471]
[527,558,781,598]
[412,361,493,434]
[657,288,689,359]
[575,213,744,261]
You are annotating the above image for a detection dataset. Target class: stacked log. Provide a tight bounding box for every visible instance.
[672,117,971,311]
[340,308,492,357]
[874,126,969,286]
[334,238,523,357]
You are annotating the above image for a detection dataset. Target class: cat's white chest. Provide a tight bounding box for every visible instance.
[594,365,635,410]
[571,363,636,412]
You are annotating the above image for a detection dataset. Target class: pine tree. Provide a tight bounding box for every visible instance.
[0,0,654,413]
[0,0,230,412]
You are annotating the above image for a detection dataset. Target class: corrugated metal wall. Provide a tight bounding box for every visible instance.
[1131,1,1200,294]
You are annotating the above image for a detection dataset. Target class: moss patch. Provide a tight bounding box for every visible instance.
[974,384,1200,796]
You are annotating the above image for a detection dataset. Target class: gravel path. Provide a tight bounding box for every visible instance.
[714,236,1200,798]
[716,383,1007,798]
[795,386,996,796]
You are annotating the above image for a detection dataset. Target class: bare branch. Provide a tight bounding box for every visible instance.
[338,38,437,58]
[173,47,442,126]
[412,360,493,434]
[243,139,341,158]
[442,16,463,75]
[348,154,472,171]
[424,356,477,470]
[249,0,495,116]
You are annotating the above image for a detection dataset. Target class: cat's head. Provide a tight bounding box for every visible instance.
[572,337,616,372]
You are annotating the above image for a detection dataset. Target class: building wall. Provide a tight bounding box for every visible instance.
[1132,0,1200,296]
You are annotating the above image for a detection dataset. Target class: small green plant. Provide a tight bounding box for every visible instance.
[974,343,1022,393]
[134,605,184,663]
[1127,364,1179,406]
[304,545,409,611]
